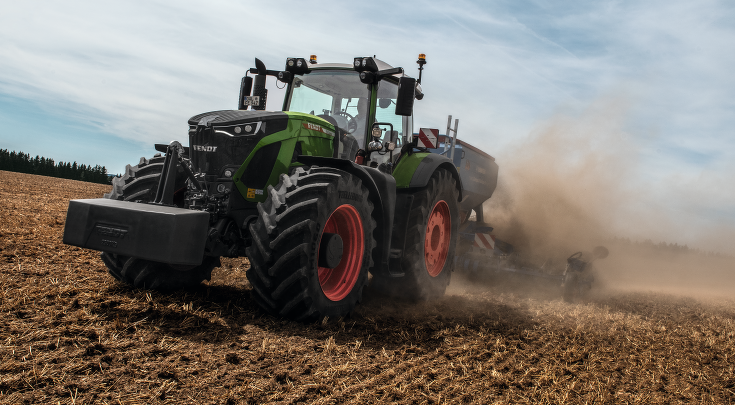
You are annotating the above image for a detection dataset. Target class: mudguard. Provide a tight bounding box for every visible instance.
[394,152,463,201]
[297,155,398,276]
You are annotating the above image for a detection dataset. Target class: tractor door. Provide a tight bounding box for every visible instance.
[370,78,411,166]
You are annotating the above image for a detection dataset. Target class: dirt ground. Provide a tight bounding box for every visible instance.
[2,170,735,404]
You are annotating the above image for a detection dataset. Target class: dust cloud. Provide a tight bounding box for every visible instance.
[474,96,735,298]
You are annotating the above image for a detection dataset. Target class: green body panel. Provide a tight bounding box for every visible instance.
[232,114,336,203]
[392,152,431,188]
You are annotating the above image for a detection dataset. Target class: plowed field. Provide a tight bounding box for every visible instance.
[1,170,735,404]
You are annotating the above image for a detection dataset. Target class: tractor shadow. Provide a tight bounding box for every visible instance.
[90,276,538,351]
[345,286,539,350]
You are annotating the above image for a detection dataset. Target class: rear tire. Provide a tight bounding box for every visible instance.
[100,155,214,292]
[372,168,459,300]
[245,166,377,321]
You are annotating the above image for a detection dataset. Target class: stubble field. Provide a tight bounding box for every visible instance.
[1,170,735,404]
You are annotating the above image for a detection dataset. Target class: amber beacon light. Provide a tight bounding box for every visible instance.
[416,53,427,84]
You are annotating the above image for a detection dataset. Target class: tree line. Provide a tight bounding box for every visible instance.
[610,236,730,258]
[0,149,111,184]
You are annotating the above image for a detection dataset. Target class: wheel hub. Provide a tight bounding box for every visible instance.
[318,204,364,301]
[424,200,451,277]
[318,233,344,269]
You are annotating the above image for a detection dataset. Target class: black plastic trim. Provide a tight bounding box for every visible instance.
[242,142,281,189]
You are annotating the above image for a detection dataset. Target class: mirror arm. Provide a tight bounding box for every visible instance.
[376,67,404,79]
[248,68,285,77]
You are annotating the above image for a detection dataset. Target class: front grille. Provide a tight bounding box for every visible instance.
[186,110,289,176]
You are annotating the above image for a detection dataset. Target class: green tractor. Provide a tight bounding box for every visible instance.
[63,54,499,321]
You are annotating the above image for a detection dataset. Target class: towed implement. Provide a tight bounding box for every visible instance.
[424,132,609,302]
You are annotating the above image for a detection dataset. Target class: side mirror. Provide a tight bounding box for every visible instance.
[378,98,392,109]
[395,77,415,116]
[238,76,253,110]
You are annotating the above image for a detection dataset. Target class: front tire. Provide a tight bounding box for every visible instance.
[372,168,459,300]
[100,155,214,292]
[245,166,377,321]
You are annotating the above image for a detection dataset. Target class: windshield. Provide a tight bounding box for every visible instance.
[375,79,403,139]
[370,79,409,166]
[287,71,371,145]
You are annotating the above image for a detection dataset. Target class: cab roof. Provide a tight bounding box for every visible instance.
[307,58,413,80]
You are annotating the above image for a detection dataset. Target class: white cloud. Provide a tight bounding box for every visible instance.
[0,0,734,251]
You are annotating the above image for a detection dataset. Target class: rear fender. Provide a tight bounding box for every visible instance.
[394,153,462,201]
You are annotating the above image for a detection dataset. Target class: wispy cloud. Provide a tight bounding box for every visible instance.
[0,0,733,250]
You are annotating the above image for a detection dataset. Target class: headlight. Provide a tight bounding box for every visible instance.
[368,140,383,151]
[372,126,382,138]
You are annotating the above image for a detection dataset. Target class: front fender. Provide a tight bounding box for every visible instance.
[297,155,398,276]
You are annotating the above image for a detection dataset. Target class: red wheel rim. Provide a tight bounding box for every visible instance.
[425,200,451,277]
[318,204,364,301]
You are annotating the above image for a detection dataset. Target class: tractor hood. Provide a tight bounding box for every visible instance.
[187,110,289,175]
[187,110,288,128]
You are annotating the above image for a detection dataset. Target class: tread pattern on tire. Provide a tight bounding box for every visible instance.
[245,166,377,321]
[100,154,214,292]
[372,168,459,301]
[104,155,165,201]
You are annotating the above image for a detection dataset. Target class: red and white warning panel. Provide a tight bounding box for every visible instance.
[418,128,439,149]
[473,233,496,250]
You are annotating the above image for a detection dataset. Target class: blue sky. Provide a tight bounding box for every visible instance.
[1,0,734,252]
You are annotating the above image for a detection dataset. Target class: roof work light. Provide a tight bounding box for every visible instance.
[285,58,310,74]
[359,71,376,84]
[353,57,379,73]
